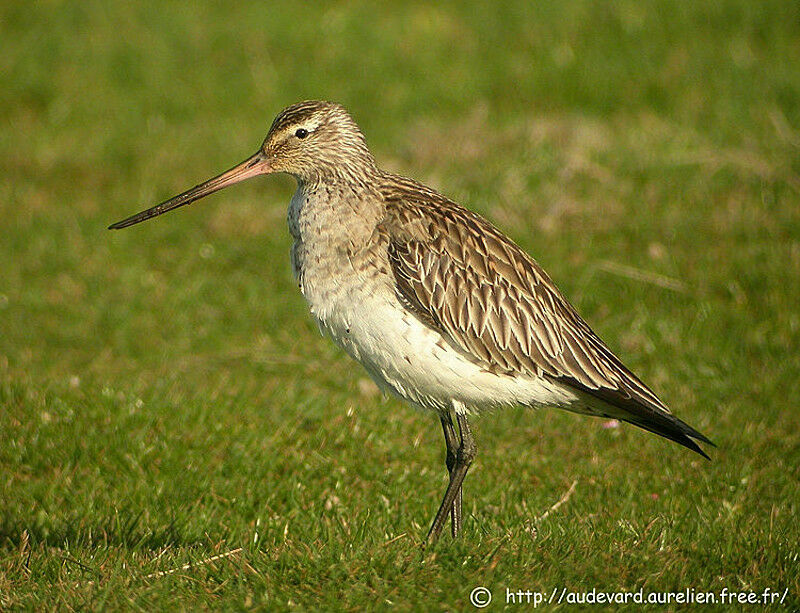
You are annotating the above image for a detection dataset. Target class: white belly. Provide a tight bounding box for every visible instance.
[313,283,579,414]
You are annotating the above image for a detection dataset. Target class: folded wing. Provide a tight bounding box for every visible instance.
[379,178,711,457]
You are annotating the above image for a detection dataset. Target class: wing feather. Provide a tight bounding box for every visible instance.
[378,178,711,457]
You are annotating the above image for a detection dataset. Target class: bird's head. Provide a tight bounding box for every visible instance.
[109,100,376,230]
[261,100,376,182]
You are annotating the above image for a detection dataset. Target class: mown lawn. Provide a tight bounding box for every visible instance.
[2,1,799,610]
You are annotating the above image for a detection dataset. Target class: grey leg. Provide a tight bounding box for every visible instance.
[426,412,476,545]
[440,412,462,538]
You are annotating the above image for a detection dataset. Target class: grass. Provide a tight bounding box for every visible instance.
[2,0,799,609]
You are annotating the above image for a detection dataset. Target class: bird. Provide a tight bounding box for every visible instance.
[110,100,712,544]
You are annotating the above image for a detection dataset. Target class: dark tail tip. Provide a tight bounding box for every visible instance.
[622,413,714,460]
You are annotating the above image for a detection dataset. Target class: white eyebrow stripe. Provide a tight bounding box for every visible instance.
[299,118,323,132]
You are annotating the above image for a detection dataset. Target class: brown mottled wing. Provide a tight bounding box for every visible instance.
[380,177,711,456]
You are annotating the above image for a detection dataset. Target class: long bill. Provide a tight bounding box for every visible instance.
[108,151,272,230]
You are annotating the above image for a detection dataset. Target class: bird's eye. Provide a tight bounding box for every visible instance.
[295,128,309,139]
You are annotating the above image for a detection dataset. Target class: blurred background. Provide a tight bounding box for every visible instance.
[2,1,799,608]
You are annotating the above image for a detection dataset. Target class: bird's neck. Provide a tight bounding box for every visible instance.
[295,156,381,187]
[291,176,385,247]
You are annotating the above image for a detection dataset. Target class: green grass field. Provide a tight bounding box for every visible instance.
[2,1,799,610]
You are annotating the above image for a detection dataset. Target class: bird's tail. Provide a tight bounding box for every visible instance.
[570,386,714,459]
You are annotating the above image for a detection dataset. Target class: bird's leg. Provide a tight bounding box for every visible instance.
[426,412,476,545]
[440,411,462,538]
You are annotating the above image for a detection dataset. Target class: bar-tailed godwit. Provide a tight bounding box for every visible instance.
[110,101,712,544]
